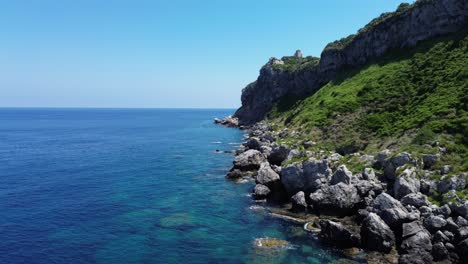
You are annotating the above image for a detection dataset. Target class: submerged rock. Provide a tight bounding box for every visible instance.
[253,238,289,248]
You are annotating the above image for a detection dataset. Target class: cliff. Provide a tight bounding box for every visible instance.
[234,0,468,125]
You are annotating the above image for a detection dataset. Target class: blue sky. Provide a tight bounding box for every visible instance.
[0,0,411,108]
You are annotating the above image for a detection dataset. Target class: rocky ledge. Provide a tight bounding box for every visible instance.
[217,121,468,263]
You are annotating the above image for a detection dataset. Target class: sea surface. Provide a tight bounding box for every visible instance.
[0,108,344,264]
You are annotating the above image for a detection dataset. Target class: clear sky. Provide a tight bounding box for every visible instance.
[0,0,412,108]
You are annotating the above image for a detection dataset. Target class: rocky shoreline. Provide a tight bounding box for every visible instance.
[215,117,468,264]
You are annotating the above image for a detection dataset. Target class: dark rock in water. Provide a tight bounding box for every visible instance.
[233,149,264,171]
[330,165,352,185]
[372,193,408,228]
[309,183,360,216]
[267,145,289,165]
[226,169,254,179]
[360,213,395,253]
[432,242,449,261]
[424,215,447,233]
[400,193,429,208]
[291,191,307,212]
[319,220,361,248]
[214,116,239,127]
[253,184,270,199]
[402,221,423,238]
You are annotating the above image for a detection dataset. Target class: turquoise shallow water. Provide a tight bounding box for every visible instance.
[0,108,343,264]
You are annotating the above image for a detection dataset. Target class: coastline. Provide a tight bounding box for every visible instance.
[216,116,468,264]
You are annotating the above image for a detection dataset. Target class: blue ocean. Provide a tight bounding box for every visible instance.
[0,108,342,264]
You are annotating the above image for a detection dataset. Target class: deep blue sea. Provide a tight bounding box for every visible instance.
[0,108,343,264]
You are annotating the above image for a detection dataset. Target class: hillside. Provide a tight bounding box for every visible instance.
[234,0,468,125]
[268,30,468,176]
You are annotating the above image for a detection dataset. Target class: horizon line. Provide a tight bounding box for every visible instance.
[0,106,238,110]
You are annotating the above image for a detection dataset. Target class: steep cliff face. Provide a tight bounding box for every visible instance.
[234,0,468,125]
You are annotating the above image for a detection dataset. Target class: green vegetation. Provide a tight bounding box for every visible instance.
[273,56,320,72]
[268,30,468,173]
[324,0,434,52]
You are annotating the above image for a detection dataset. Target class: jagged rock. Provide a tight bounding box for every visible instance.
[422,154,439,169]
[444,217,459,234]
[419,205,432,217]
[309,183,360,216]
[233,149,264,171]
[291,191,307,212]
[372,193,409,228]
[456,216,468,227]
[267,145,289,165]
[330,165,352,185]
[454,202,468,220]
[245,137,261,150]
[432,242,449,261]
[400,193,429,208]
[424,215,447,233]
[253,184,270,199]
[402,221,423,238]
[394,166,420,199]
[433,230,450,243]
[419,179,436,196]
[259,145,272,156]
[433,204,451,218]
[437,174,467,193]
[360,213,395,253]
[319,220,361,248]
[256,163,280,187]
[281,158,332,195]
[363,168,376,181]
[401,229,432,253]
[354,180,375,197]
[280,162,304,195]
[455,226,468,242]
[456,238,468,262]
[384,152,413,180]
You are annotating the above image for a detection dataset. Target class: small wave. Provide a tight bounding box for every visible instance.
[211,141,222,144]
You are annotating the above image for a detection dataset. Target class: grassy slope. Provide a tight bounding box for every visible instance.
[268,30,468,174]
